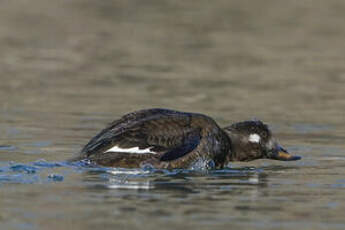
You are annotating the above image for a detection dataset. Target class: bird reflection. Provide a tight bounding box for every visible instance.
[82,167,269,196]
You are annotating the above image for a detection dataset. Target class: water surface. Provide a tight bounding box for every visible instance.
[1,0,345,229]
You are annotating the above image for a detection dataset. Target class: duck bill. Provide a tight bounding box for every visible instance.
[270,145,301,161]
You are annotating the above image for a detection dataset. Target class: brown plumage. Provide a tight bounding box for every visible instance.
[73,108,301,169]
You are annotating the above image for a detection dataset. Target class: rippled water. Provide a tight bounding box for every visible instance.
[1,0,345,229]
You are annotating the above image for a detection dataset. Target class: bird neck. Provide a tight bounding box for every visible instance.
[222,127,244,162]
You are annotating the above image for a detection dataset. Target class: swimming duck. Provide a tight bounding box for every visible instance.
[75,108,301,169]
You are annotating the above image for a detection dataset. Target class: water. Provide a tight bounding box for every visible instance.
[1,0,345,229]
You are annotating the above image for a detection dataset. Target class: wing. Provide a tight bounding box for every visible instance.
[80,108,218,162]
[159,132,200,161]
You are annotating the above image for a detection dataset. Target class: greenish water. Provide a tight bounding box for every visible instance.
[1,0,345,229]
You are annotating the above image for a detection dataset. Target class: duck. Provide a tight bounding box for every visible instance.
[74,108,301,169]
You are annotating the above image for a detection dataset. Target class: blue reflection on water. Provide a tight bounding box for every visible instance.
[0,159,262,188]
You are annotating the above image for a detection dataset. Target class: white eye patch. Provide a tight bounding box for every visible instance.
[249,133,261,143]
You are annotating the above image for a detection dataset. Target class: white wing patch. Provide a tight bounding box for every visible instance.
[249,133,261,143]
[104,146,156,154]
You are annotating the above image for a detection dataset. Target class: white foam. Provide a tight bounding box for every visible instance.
[249,133,261,143]
[105,146,156,154]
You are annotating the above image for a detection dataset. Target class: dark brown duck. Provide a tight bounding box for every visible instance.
[74,108,301,169]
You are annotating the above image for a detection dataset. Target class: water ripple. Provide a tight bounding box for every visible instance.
[0,160,265,188]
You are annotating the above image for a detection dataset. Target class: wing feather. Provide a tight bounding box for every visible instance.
[80,108,219,162]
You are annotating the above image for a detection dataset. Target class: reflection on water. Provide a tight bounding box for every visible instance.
[87,167,266,191]
[0,160,266,189]
[1,0,345,229]
[2,155,344,230]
